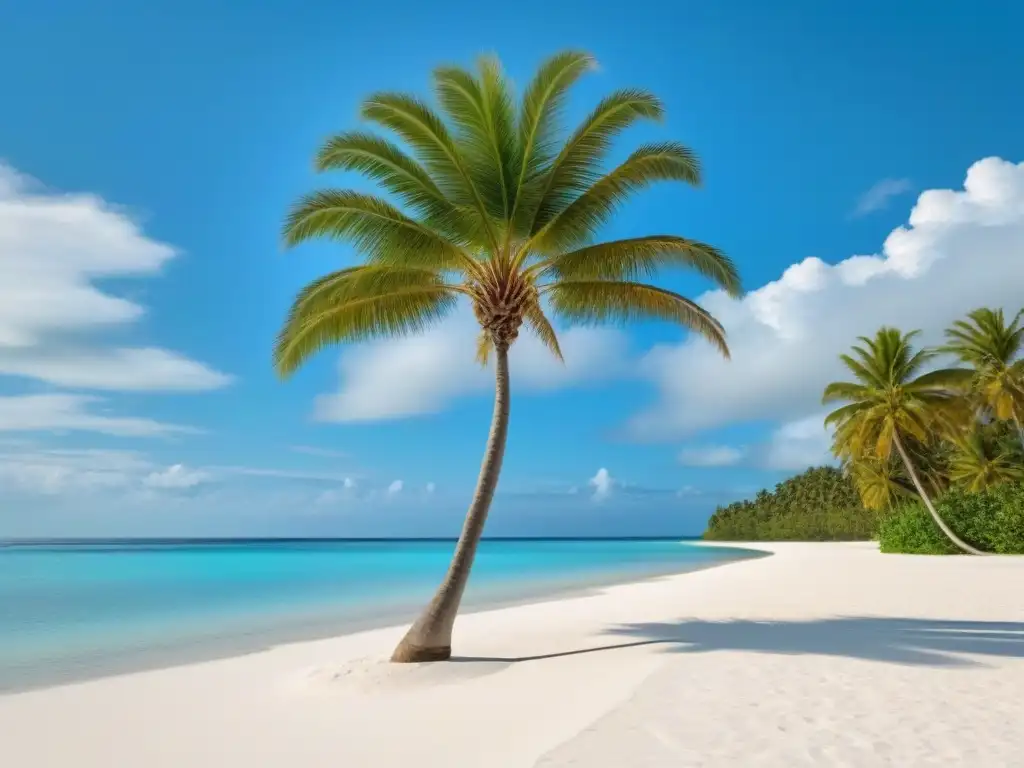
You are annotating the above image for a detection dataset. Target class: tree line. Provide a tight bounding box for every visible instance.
[706,308,1024,555]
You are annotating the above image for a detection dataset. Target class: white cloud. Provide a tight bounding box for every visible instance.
[852,177,914,217]
[678,445,745,467]
[632,157,1024,440]
[213,465,360,484]
[762,414,835,471]
[143,463,208,489]
[0,448,153,495]
[387,479,403,496]
[588,467,613,500]
[314,306,627,422]
[0,394,197,436]
[425,481,436,494]
[0,162,230,392]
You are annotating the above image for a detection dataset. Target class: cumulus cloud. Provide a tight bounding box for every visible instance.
[0,161,230,393]
[0,394,197,436]
[678,445,745,467]
[851,177,914,218]
[387,479,404,496]
[762,414,836,471]
[143,463,209,489]
[631,157,1024,441]
[588,467,614,500]
[425,481,436,494]
[314,305,628,422]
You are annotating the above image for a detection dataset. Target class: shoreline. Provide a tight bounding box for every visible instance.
[0,542,764,694]
[2,542,1021,767]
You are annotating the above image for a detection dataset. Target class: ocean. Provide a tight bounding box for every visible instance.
[0,538,758,691]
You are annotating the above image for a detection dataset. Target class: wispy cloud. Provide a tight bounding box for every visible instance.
[850,177,913,218]
[678,445,745,467]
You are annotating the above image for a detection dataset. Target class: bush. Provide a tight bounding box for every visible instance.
[877,481,1024,554]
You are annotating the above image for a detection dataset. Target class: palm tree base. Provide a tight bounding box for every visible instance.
[390,640,452,663]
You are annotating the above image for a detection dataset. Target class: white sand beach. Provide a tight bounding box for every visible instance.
[2,542,1022,767]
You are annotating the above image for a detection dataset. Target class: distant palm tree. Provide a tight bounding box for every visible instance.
[941,307,1024,449]
[274,51,742,662]
[948,427,1024,492]
[823,327,984,555]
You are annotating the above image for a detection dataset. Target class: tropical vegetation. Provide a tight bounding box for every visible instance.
[703,466,877,541]
[274,51,742,662]
[705,307,1024,555]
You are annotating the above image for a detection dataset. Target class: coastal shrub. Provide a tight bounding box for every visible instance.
[877,481,1024,554]
[703,466,878,541]
[876,504,959,554]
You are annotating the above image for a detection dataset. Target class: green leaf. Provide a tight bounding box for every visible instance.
[523,302,564,362]
[529,142,700,254]
[274,280,457,377]
[314,131,465,236]
[361,92,498,248]
[283,190,469,271]
[524,89,663,238]
[542,235,741,297]
[547,280,728,358]
[510,51,595,234]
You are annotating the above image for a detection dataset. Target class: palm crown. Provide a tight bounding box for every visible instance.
[940,307,1024,423]
[823,328,971,461]
[273,51,741,376]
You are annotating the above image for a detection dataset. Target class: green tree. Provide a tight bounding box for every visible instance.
[822,327,984,555]
[274,51,742,662]
[941,307,1024,447]
[948,423,1024,492]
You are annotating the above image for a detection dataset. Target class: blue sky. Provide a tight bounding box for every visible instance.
[1,0,1023,537]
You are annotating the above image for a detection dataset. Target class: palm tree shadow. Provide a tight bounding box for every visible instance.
[452,617,1024,667]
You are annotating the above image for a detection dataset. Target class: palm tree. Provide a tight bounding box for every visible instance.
[941,307,1024,449]
[822,327,985,555]
[274,51,742,662]
[948,426,1024,492]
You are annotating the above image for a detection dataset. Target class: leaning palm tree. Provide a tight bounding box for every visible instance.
[823,327,984,555]
[940,307,1024,448]
[274,51,742,662]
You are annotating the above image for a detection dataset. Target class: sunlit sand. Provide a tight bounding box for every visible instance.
[2,542,1022,767]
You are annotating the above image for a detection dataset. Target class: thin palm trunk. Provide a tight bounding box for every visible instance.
[1014,412,1024,456]
[892,431,987,556]
[391,344,512,662]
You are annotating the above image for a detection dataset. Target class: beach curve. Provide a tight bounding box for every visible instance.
[1,542,1022,767]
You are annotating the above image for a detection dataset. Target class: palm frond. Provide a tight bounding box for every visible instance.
[821,383,871,405]
[546,280,728,357]
[527,142,700,255]
[274,282,457,377]
[510,51,595,233]
[523,301,564,361]
[434,58,518,224]
[541,235,740,297]
[905,367,974,392]
[474,329,492,366]
[524,89,663,238]
[283,190,472,272]
[361,92,498,248]
[314,131,464,236]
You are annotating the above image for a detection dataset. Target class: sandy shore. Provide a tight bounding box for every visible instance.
[1,542,1022,767]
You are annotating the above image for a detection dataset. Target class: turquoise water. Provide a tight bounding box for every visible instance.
[0,539,756,690]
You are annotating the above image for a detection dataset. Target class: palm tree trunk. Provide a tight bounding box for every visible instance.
[1014,413,1024,456]
[391,344,512,663]
[892,431,987,556]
